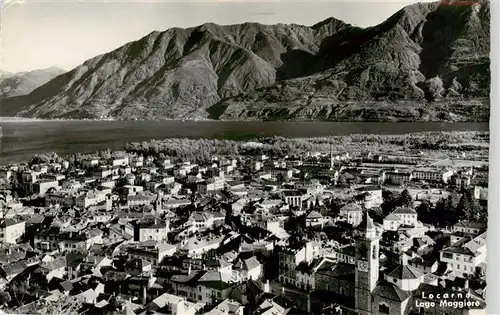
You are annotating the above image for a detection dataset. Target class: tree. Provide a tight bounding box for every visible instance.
[224,203,233,226]
[398,189,413,207]
[456,192,473,221]
[434,197,458,227]
[381,190,398,216]
[7,280,34,307]
[416,200,431,223]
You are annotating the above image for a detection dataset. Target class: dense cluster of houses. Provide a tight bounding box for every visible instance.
[0,146,489,315]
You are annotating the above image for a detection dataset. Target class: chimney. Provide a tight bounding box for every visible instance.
[264,279,270,293]
[464,279,469,290]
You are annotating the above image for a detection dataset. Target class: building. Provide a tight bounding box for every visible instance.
[385,171,413,185]
[76,190,107,208]
[356,186,383,209]
[340,203,363,227]
[33,179,60,195]
[110,156,129,167]
[278,241,318,286]
[197,176,225,195]
[271,168,293,180]
[133,219,170,242]
[0,218,25,244]
[282,190,305,209]
[383,207,419,231]
[473,186,488,201]
[305,211,324,228]
[412,168,454,183]
[453,221,486,235]
[440,236,487,276]
[309,211,486,315]
[45,191,76,207]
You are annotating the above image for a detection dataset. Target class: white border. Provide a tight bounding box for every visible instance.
[488,0,499,313]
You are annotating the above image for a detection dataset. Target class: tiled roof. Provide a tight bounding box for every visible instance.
[373,281,410,302]
[384,213,400,221]
[387,264,422,280]
[442,246,476,256]
[454,221,487,230]
[306,211,323,219]
[340,203,362,212]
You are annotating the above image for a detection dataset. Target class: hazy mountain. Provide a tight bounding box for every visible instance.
[0,67,66,99]
[1,0,490,121]
[0,70,13,78]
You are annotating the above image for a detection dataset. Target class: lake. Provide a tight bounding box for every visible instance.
[0,120,489,166]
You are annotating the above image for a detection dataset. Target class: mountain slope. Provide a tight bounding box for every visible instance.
[0,0,490,121]
[0,67,66,99]
[214,0,490,121]
[1,20,349,119]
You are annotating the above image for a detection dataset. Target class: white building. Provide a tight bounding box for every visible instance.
[440,232,487,275]
[33,179,60,195]
[134,220,170,242]
[473,186,488,201]
[75,190,107,209]
[383,207,418,231]
[282,190,305,209]
[0,218,25,244]
[453,221,487,235]
[339,203,363,226]
[151,293,199,315]
[412,168,455,183]
[110,156,129,167]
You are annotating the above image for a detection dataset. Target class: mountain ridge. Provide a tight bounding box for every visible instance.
[0,67,66,99]
[0,0,490,121]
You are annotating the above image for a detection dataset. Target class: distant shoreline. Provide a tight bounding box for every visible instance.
[0,117,492,124]
[0,129,490,167]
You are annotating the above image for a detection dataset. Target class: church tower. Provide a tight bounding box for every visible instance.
[355,211,380,315]
[154,190,163,213]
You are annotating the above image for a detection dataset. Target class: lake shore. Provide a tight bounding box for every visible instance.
[0,121,489,166]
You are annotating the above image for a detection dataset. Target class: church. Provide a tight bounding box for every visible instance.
[313,211,487,315]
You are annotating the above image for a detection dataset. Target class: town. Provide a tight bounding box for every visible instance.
[0,132,489,315]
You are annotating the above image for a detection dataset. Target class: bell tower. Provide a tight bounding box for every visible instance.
[355,211,380,315]
[155,190,163,213]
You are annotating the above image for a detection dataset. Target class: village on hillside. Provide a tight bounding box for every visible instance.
[0,135,489,315]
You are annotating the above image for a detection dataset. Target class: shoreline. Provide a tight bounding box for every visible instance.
[0,117,492,124]
[0,130,489,167]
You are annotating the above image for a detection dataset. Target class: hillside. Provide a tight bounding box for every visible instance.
[0,67,66,99]
[0,0,490,121]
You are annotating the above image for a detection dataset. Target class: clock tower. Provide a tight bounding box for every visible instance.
[355,211,380,315]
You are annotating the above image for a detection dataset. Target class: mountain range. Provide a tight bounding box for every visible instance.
[0,67,65,99]
[0,0,490,121]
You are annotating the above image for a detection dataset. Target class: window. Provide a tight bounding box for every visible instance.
[372,245,377,259]
[379,303,390,314]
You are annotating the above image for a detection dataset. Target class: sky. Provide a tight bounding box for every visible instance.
[1,0,435,73]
